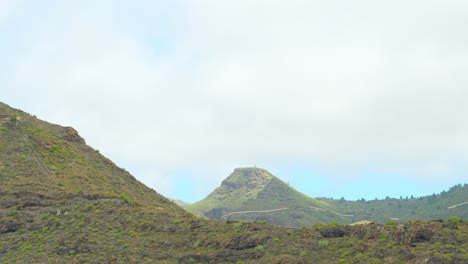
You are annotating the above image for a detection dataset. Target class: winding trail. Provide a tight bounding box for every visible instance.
[221,208,288,218]
[308,206,354,217]
[221,206,354,219]
[219,199,466,220]
[448,201,468,209]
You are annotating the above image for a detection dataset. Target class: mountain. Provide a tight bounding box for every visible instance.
[186,168,354,227]
[1,102,467,263]
[186,168,467,227]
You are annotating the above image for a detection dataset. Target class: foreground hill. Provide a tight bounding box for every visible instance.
[0,102,467,263]
[186,168,354,227]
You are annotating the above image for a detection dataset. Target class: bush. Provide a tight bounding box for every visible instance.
[255,245,264,252]
[449,216,460,224]
[318,240,329,248]
[120,193,130,203]
[193,240,200,248]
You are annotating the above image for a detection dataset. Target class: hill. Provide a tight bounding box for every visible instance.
[169,198,191,207]
[187,168,359,227]
[1,102,467,263]
[186,168,467,227]
[317,183,468,223]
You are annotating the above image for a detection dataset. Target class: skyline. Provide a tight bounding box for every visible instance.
[1,1,468,203]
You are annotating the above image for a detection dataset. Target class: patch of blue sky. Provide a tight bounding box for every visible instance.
[262,162,463,202]
[171,170,197,203]
[267,161,330,198]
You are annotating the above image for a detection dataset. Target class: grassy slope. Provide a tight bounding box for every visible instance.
[317,184,468,223]
[187,166,466,227]
[1,102,467,263]
[187,168,357,227]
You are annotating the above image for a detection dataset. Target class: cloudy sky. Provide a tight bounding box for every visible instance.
[1,0,467,203]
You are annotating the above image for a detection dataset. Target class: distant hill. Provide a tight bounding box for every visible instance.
[186,168,467,227]
[186,168,353,227]
[1,102,466,263]
[317,183,468,223]
[168,198,191,207]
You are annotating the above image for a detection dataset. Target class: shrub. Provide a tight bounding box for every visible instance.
[120,193,130,203]
[318,240,329,248]
[193,240,200,248]
[9,114,19,122]
[255,245,264,252]
[449,216,460,224]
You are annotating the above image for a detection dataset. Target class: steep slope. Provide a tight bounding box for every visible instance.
[187,168,352,227]
[0,103,179,211]
[1,102,467,263]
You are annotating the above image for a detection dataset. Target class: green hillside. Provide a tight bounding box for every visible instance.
[186,167,466,227]
[187,168,357,227]
[317,184,468,223]
[1,102,467,263]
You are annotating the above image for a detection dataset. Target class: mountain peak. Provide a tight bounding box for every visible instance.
[187,167,331,226]
[220,167,274,191]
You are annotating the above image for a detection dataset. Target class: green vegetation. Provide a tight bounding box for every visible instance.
[186,165,466,227]
[318,184,467,224]
[186,167,347,227]
[0,102,467,263]
[449,215,461,224]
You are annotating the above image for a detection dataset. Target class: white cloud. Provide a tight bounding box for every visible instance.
[2,1,468,200]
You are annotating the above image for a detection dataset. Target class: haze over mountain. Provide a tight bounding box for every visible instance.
[2,102,467,263]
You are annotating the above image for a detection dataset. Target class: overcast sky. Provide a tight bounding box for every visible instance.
[1,0,467,203]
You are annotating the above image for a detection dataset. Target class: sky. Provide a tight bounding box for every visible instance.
[1,0,467,203]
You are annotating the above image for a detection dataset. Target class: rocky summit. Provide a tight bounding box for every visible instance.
[188,168,360,227]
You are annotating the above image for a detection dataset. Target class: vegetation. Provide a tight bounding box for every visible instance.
[0,102,467,263]
[318,184,467,224]
[186,167,349,227]
[186,167,466,227]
